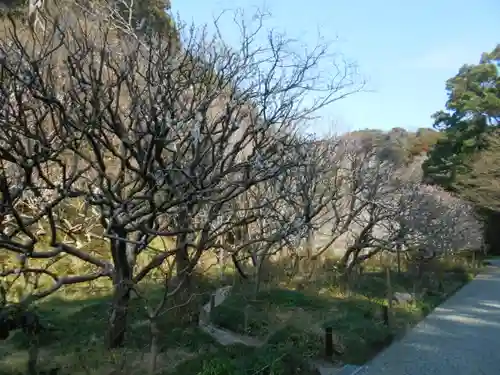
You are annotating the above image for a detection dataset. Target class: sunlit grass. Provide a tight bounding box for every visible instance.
[209,254,480,365]
[0,239,482,374]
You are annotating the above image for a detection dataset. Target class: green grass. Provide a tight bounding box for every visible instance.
[210,286,398,365]
[171,338,321,375]
[0,233,240,375]
[0,275,225,375]
[0,254,481,374]
[209,259,479,365]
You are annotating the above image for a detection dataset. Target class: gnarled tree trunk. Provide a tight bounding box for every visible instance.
[107,227,135,349]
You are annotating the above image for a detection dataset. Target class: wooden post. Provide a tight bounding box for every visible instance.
[209,293,215,322]
[385,267,393,329]
[325,327,333,358]
[382,305,389,326]
[27,335,39,375]
[396,244,402,275]
[244,305,249,333]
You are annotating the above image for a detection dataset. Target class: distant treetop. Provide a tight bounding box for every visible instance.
[347,127,443,166]
[0,0,177,40]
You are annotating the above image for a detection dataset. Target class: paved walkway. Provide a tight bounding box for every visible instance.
[356,260,500,375]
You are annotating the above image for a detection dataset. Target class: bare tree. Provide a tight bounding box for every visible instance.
[272,136,345,277]
[308,134,483,276]
[335,140,400,273]
[396,184,483,254]
[209,134,347,292]
[0,1,362,348]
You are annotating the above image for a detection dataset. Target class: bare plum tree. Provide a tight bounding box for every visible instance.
[0,1,362,348]
[308,133,483,277]
[218,127,484,288]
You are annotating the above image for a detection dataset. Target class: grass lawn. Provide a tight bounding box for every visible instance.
[0,253,480,375]
[209,259,477,366]
[0,276,223,375]
[170,340,321,375]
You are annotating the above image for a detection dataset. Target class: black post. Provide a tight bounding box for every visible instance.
[382,305,389,327]
[325,326,333,358]
[209,294,216,322]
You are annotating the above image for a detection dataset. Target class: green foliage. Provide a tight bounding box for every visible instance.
[0,0,178,42]
[409,128,444,154]
[442,46,500,120]
[0,0,26,13]
[349,127,442,166]
[422,115,490,190]
[115,0,178,38]
[0,0,28,22]
[211,286,398,364]
[422,44,500,191]
[210,298,271,336]
[421,44,500,251]
[257,288,331,310]
[210,288,331,336]
[1,254,479,373]
[453,131,500,212]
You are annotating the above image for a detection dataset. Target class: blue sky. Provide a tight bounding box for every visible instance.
[171,0,499,135]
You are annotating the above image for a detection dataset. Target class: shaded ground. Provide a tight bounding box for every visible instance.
[0,256,480,375]
[209,265,472,365]
[356,260,500,375]
[210,286,397,364]
[0,278,222,375]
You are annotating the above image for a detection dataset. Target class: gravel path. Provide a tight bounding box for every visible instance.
[355,261,500,375]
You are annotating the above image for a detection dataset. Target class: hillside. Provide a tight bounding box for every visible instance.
[346,127,443,166]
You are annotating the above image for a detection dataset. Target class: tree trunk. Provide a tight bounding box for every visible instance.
[108,281,131,348]
[254,254,265,298]
[174,209,193,292]
[480,208,500,256]
[27,335,39,375]
[385,267,394,330]
[396,243,402,275]
[174,230,200,324]
[340,246,356,273]
[148,318,160,375]
[175,233,192,291]
[305,229,317,279]
[107,228,134,349]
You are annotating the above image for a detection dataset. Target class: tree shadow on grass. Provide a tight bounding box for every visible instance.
[350,270,414,300]
[210,283,418,365]
[0,275,226,375]
[1,258,478,374]
[208,257,476,366]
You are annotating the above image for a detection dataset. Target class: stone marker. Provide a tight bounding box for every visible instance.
[393,292,414,305]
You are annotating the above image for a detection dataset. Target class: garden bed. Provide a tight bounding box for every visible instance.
[209,261,478,365]
[210,287,398,365]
